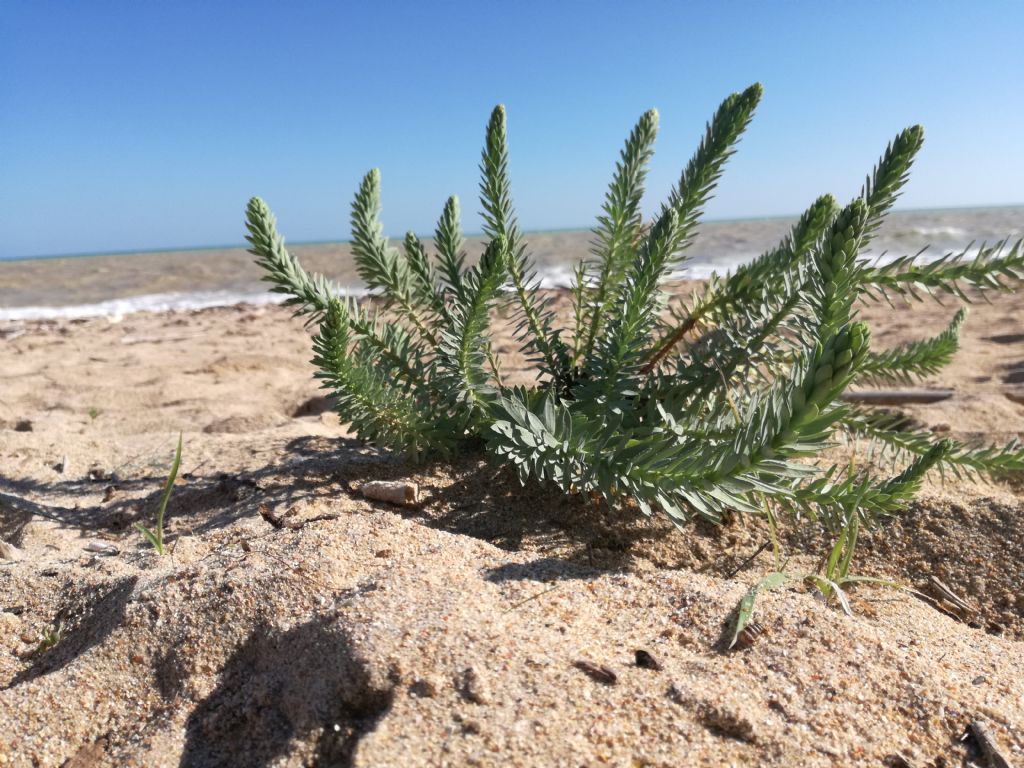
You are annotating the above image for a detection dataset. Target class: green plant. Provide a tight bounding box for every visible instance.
[88,407,101,421]
[728,505,917,648]
[35,624,63,654]
[136,433,182,556]
[246,85,1023,547]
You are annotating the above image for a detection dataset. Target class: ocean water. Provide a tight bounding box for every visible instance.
[1,206,1020,321]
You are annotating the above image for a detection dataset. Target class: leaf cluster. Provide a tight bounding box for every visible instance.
[246,85,1024,541]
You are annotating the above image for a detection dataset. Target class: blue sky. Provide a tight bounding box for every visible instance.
[2,1,1022,260]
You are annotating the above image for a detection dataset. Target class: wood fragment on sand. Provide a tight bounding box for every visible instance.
[360,480,419,506]
[505,584,559,613]
[724,541,770,579]
[929,576,973,613]
[119,332,204,345]
[258,504,339,530]
[841,389,954,405]
[924,575,976,623]
[1006,390,1024,406]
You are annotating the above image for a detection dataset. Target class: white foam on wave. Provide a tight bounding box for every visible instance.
[908,226,967,238]
[1,284,386,322]
[0,285,390,322]
[532,253,763,287]
[0,289,290,322]
[533,264,580,289]
[863,243,989,267]
[4,243,1001,322]
[672,260,752,280]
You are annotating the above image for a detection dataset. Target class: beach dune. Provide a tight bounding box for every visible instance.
[1,286,1023,766]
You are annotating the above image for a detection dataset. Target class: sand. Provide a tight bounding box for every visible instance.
[1,286,1022,767]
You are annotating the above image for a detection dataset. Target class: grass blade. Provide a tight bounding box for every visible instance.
[138,432,182,555]
[729,571,797,649]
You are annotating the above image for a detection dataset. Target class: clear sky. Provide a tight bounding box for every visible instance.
[2,0,1022,260]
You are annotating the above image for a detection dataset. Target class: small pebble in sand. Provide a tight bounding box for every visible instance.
[0,539,23,561]
[456,667,490,704]
[634,649,661,670]
[83,541,120,556]
[87,466,111,482]
[733,620,767,650]
[361,480,419,506]
[0,612,21,637]
[409,676,439,698]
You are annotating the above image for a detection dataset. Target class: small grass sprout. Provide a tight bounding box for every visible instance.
[136,432,182,556]
[35,623,63,654]
[728,499,914,649]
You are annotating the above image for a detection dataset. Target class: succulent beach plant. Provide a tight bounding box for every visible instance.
[246,83,1024,538]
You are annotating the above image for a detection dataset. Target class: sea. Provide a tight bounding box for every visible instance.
[1,206,1020,321]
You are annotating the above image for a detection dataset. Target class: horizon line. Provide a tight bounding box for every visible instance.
[4,201,1022,264]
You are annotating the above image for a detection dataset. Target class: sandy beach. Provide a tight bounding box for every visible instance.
[1,286,1023,766]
